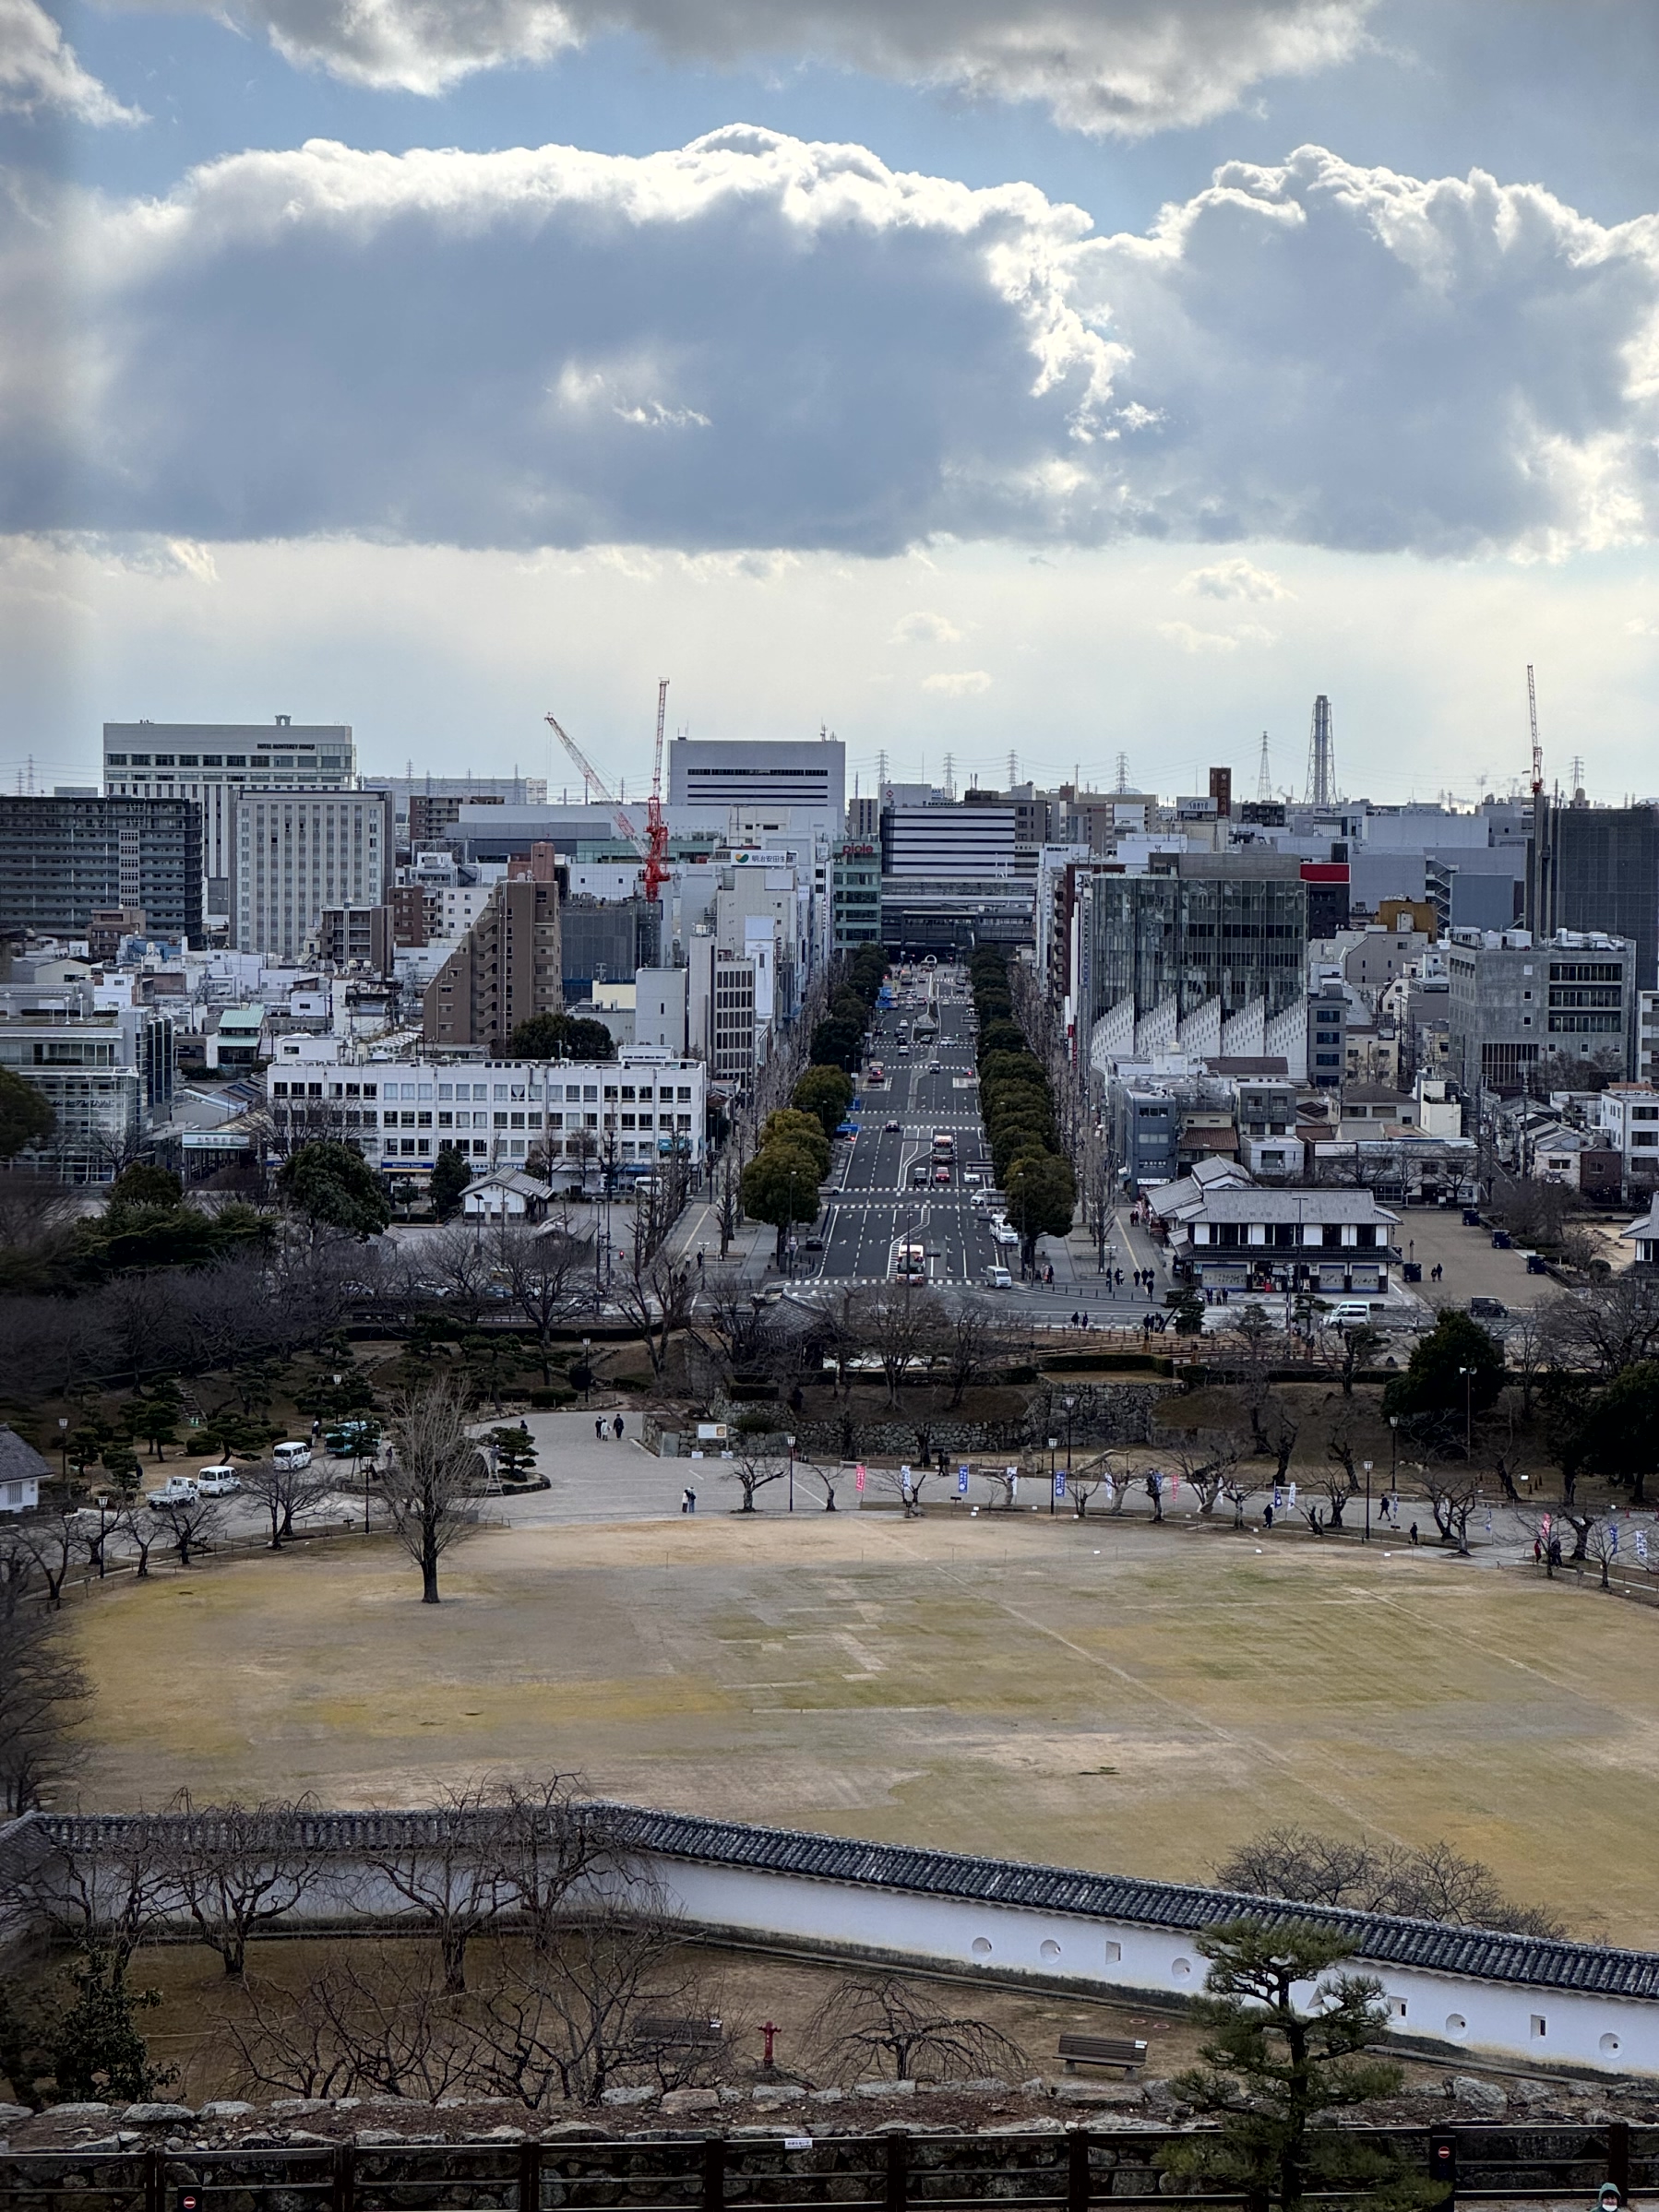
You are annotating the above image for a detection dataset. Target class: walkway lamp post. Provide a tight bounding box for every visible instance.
[1363,1458,1373,1543]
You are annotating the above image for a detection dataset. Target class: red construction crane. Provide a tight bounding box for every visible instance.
[1527,663,1544,797]
[545,693,673,903]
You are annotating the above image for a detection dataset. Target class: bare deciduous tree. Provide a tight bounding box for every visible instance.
[722,1451,788,1515]
[492,1221,592,1383]
[1420,1463,1480,1554]
[223,1943,478,2100]
[472,1881,712,2107]
[0,1591,87,1816]
[613,1231,696,1386]
[168,1793,324,1978]
[809,1972,1023,2084]
[1538,1275,1659,1378]
[1213,1825,1562,1939]
[363,1779,508,1994]
[1159,1432,1243,1517]
[382,1376,484,1604]
[242,1457,340,1552]
[149,1493,226,1570]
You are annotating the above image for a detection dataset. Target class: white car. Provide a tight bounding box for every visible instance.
[990,1221,1020,1248]
[983,1265,1013,1290]
[195,1465,244,1496]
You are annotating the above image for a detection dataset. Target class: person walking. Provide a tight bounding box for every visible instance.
[1409,1521,1419,1546]
[613,1412,625,1441]
[1263,1503,1273,1528]
[1070,1310,1080,1327]
[594,1417,606,1442]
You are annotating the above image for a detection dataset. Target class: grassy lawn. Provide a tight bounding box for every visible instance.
[66,1511,1657,1944]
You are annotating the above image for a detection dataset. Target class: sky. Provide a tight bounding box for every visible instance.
[3,0,1659,803]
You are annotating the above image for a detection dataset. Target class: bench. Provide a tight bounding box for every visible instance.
[1057,2034,1149,2075]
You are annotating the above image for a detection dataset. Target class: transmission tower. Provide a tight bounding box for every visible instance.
[1114,751,1130,794]
[1256,731,1271,802]
[941,751,956,799]
[1007,750,1019,791]
[1303,695,1337,807]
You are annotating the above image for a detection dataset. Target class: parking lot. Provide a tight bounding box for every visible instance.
[1394,1205,1574,1314]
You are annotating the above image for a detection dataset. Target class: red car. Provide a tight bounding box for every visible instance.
[933,1165,952,1184]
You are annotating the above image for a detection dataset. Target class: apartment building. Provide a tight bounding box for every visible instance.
[423,876,564,1052]
[687,933,757,1085]
[0,795,203,946]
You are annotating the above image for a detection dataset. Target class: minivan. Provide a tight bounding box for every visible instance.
[983,1265,1012,1290]
[273,1441,313,1472]
[1329,1301,1373,1327]
[195,1464,243,1495]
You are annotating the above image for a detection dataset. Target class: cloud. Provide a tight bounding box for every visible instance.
[0,0,141,123]
[892,610,964,644]
[1178,556,1295,601]
[109,0,1374,126]
[1157,619,1277,652]
[922,668,993,694]
[9,132,1659,560]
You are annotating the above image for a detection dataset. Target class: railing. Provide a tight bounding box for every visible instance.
[0,2122,1650,2212]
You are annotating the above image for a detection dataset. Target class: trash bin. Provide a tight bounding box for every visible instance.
[1403,1262,1422,1283]
[1491,1230,1512,1249]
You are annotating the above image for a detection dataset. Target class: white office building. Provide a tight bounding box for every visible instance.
[264,1046,706,1177]
[231,790,391,964]
[669,736,844,828]
[104,719,358,913]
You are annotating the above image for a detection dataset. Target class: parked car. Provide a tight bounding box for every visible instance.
[803,1233,825,1252]
[194,1464,244,1495]
[990,1222,1020,1248]
[272,1441,313,1471]
[148,1476,201,1510]
[1469,1295,1509,1319]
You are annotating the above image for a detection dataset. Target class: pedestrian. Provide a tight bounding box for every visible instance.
[594,1417,605,1442]
[1080,1312,1090,1330]
[613,1412,625,1440]
[1409,1521,1419,1546]
[1070,1310,1080,1328]
[1116,1267,1124,1288]
[682,1488,693,1515]
[698,1248,705,1270]
[1263,1503,1273,1528]
[1045,1264,1054,1286]
[686,1487,697,1514]
[1533,1534,1541,1564]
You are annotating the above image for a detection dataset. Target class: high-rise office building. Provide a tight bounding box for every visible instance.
[1447,926,1635,1093]
[230,790,390,963]
[669,736,844,827]
[104,718,356,912]
[0,795,203,945]
[1086,853,1307,1048]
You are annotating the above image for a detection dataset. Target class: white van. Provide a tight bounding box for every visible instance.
[1329,1301,1374,1327]
[195,1464,243,1496]
[272,1441,313,1472]
[983,1265,1013,1290]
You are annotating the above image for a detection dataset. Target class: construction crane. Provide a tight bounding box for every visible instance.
[1526,663,1544,796]
[545,694,673,903]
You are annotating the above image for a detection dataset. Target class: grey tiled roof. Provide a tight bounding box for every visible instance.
[0,1429,49,1484]
[19,1802,1659,2002]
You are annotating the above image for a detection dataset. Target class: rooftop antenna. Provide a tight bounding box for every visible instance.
[1257,730,1272,803]
[1303,695,1337,808]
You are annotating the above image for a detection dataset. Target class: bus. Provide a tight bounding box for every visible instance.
[932,1129,955,1160]
[893,1241,927,1282]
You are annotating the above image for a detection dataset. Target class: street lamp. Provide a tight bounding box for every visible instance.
[1362,1458,1373,1543]
[1047,1434,1058,1516]
[1063,1395,1076,1472]
[1458,1365,1475,1462]
[1389,1412,1400,1504]
[581,1337,592,1405]
[787,1433,796,1514]
[57,1415,68,1479]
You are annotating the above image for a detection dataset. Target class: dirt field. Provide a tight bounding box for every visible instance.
[65,1510,1659,1945]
